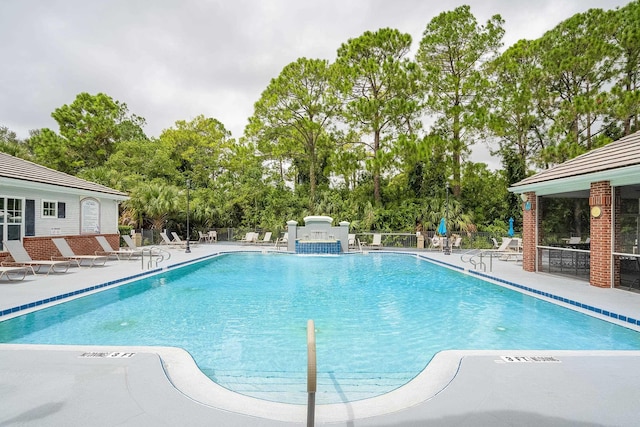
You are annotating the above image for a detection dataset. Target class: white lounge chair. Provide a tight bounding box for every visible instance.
[95,236,141,260]
[239,232,258,244]
[160,231,185,248]
[275,232,288,250]
[52,238,109,267]
[348,234,362,250]
[0,265,29,281]
[258,232,272,244]
[369,234,383,249]
[122,235,141,251]
[171,232,198,247]
[2,240,70,275]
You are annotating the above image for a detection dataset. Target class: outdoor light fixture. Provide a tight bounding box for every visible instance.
[185,179,191,254]
[520,193,529,202]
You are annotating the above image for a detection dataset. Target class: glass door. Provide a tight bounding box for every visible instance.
[0,197,23,250]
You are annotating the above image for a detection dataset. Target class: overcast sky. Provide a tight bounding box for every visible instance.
[0,0,631,165]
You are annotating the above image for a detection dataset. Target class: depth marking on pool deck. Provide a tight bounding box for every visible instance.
[497,356,561,363]
[78,352,136,358]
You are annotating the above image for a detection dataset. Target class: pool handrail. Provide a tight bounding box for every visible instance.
[140,246,171,269]
[307,319,316,427]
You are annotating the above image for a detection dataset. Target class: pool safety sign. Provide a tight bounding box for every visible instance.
[79,352,136,358]
[499,356,561,363]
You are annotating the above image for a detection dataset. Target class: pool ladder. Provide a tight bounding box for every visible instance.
[307,319,316,427]
[140,246,171,270]
[460,249,495,272]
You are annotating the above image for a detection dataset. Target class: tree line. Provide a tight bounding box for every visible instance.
[1,2,639,238]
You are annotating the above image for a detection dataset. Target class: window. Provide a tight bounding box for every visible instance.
[42,200,57,218]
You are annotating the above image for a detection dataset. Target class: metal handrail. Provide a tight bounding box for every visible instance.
[460,249,500,272]
[307,319,316,427]
[140,246,171,270]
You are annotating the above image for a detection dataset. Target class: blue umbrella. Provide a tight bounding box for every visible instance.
[437,217,447,236]
[508,217,514,237]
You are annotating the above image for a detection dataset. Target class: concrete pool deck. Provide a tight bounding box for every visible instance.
[1,243,640,426]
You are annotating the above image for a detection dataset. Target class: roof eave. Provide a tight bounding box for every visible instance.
[1,177,129,201]
[509,164,640,196]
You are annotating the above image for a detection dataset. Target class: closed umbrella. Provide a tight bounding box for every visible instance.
[437,217,447,236]
[508,217,515,237]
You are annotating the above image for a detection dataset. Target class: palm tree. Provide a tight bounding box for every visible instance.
[123,182,181,230]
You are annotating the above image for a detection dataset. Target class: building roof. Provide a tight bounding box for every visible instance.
[510,130,640,195]
[0,152,128,199]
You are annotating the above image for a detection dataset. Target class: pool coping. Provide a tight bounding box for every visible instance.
[3,246,640,423]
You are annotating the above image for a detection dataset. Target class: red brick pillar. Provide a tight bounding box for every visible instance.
[522,191,537,272]
[589,182,612,288]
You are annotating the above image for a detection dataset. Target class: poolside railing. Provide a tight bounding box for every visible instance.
[307,319,316,427]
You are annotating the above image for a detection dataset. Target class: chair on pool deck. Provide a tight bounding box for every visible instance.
[0,265,29,281]
[171,232,198,247]
[368,233,383,250]
[257,232,272,244]
[122,235,141,251]
[275,232,288,250]
[2,240,71,275]
[239,232,258,244]
[52,238,109,267]
[159,232,185,248]
[95,236,141,260]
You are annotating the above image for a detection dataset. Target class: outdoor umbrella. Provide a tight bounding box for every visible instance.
[438,217,447,236]
[508,217,515,237]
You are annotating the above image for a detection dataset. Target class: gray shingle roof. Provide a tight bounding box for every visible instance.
[512,130,640,188]
[0,152,128,198]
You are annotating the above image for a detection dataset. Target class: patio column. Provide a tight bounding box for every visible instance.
[589,181,612,288]
[522,191,537,272]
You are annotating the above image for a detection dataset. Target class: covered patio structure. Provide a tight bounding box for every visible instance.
[510,130,640,290]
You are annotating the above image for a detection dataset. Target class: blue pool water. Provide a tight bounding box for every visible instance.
[1,252,640,404]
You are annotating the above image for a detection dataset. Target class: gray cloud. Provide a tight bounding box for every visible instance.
[1,0,630,143]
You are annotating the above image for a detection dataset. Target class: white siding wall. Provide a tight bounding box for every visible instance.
[0,186,121,237]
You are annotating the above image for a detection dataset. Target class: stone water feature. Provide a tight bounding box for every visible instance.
[286,216,349,254]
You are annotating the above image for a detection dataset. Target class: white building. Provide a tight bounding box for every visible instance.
[0,152,128,255]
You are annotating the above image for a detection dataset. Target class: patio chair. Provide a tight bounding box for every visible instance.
[451,236,462,250]
[0,265,29,281]
[369,234,383,249]
[1,240,70,275]
[258,232,272,244]
[239,232,258,244]
[122,235,140,251]
[171,232,198,247]
[348,234,362,250]
[275,232,288,250]
[160,231,185,248]
[208,230,218,243]
[52,238,109,267]
[95,236,141,260]
[198,231,210,243]
[430,236,441,249]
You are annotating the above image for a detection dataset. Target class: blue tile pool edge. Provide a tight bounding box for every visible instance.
[0,251,233,318]
[416,253,640,330]
[3,250,638,331]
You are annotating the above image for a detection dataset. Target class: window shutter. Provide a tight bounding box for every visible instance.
[58,202,66,218]
[25,199,35,236]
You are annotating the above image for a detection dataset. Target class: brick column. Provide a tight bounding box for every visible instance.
[589,182,612,288]
[522,191,537,272]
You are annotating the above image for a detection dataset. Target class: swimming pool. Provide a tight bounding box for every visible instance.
[1,252,640,404]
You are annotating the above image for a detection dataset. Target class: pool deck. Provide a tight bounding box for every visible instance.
[2,243,640,426]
